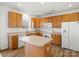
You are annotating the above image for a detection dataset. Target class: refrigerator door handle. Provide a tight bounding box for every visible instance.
[63,30,67,33]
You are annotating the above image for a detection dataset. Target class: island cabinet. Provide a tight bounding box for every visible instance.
[8,11,22,28]
[20,36,52,57]
[25,42,51,57]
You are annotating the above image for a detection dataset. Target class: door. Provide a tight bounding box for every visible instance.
[62,22,69,48]
[69,22,79,51]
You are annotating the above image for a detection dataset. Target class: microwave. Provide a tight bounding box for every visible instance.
[43,23,52,28]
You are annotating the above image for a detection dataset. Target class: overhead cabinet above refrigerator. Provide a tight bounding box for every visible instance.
[62,22,79,52]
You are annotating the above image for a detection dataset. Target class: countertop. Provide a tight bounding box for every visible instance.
[8,32,26,36]
[19,35,52,47]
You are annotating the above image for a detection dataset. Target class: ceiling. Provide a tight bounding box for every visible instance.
[0,2,79,17]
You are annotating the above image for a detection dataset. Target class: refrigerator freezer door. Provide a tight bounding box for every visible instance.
[62,22,69,48]
[69,22,79,51]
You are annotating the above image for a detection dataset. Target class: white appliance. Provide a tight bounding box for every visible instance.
[62,22,79,51]
[43,23,52,28]
[43,32,51,38]
[18,33,25,48]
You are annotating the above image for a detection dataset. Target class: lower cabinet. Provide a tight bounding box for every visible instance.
[53,34,61,45]
[25,42,51,57]
[8,35,18,50]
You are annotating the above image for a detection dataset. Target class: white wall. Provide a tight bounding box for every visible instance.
[0,5,31,50]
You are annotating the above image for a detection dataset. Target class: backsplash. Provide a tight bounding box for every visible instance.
[8,28,27,33]
[53,28,61,33]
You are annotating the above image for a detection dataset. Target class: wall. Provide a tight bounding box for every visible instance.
[0,5,31,50]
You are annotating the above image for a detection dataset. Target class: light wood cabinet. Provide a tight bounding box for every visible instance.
[8,11,22,28]
[51,16,63,28]
[43,17,52,23]
[34,32,43,36]
[63,13,79,22]
[16,13,22,28]
[8,12,17,28]
[8,35,18,50]
[55,16,63,28]
[52,16,57,28]
[32,18,36,28]
[25,42,51,57]
[32,18,41,28]
[52,34,61,45]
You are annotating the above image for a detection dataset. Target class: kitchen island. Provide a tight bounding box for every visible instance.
[20,35,52,57]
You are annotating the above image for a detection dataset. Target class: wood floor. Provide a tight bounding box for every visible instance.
[0,45,79,57]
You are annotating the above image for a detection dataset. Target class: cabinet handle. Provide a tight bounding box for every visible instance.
[47,47,49,51]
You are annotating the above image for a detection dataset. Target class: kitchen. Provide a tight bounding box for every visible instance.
[0,2,79,57]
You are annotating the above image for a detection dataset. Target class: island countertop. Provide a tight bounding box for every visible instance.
[19,35,52,47]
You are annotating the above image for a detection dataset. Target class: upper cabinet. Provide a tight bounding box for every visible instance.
[55,16,63,28]
[52,16,57,28]
[16,13,22,28]
[43,17,52,23]
[8,11,22,28]
[52,16,63,28]
[32,12,79,28]
[32,18,41,28]
[63,13,79,22]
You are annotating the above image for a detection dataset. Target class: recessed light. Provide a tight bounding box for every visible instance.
[17,3,22,7]
[68,4,72,7]
[41,2,45,4]
[50,10,55,11]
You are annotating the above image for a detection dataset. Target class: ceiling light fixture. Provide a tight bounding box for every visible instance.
[68,4,72,7]
[17,3,22,7]
[41,2,45,4]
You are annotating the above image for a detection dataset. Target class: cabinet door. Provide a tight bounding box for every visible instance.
[11,35,18,49]
[8,12,17,28]
[16,13,22,28]
[35,18,40,28]
[47,17,52,23]
[53,34,61,45]
[52,16,57,28]
[70,13,79,21]
[39,18,43,27]
[32,18,36,28]
[55,16,63,28]
[44,42,51,57]
[63,13,79,22]
[32,18,41,28]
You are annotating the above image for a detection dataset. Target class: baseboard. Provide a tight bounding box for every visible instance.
[0,48,9,52]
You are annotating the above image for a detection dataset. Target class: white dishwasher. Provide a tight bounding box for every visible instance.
[18,33,25,48]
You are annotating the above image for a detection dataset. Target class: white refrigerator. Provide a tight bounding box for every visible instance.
[62,22,79,51]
